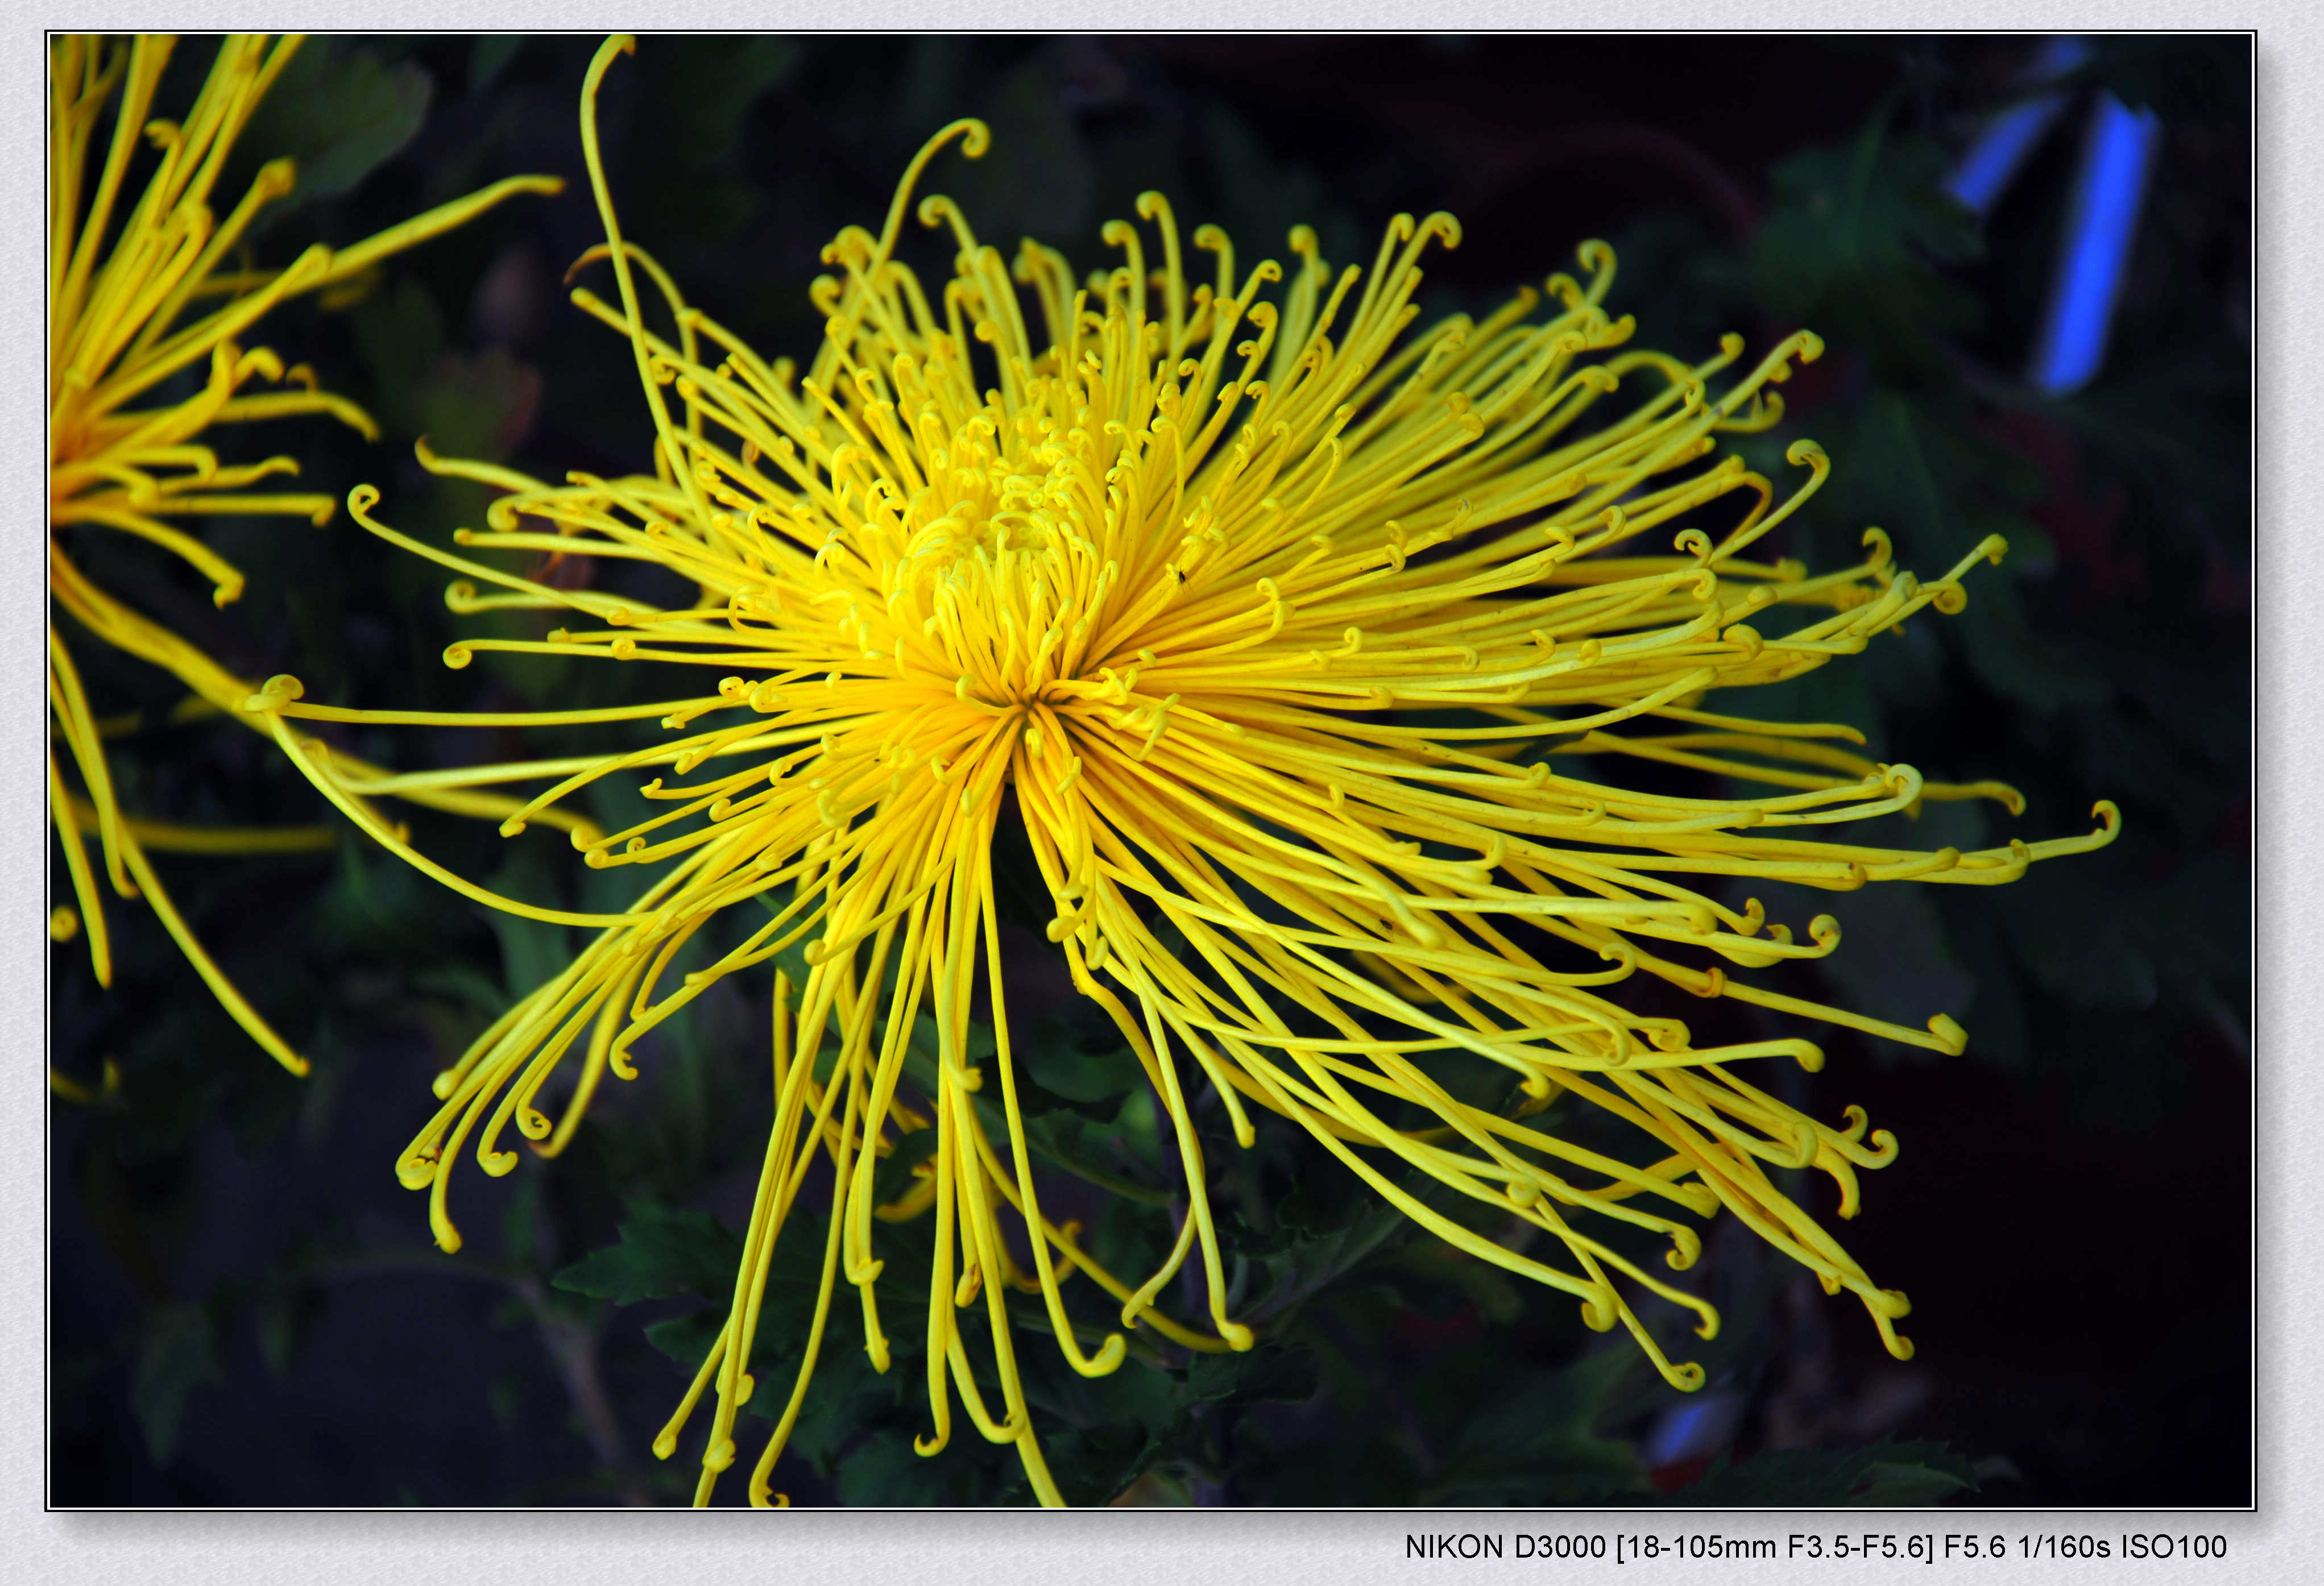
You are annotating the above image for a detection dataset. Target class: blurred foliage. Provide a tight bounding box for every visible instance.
[52,34,2246,1508]
[233,40,432,213]
[1644,1439,1979,1507]
[1606,42,2249,1131]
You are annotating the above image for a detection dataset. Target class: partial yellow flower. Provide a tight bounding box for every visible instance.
[247,36,2117,1505]
[48,34,565,1074]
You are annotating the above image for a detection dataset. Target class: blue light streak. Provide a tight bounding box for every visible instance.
[1943,36,2090,220]
[2028,94,2164,395]
[1946,92,2070,219]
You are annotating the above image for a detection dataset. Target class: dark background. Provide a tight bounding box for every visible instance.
[50,33,2250,1507]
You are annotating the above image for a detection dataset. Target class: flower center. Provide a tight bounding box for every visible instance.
[810,364,1170,713]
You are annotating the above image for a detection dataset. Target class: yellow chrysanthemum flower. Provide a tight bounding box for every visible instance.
[246,37,2117,1505]
[48,34,564,1076]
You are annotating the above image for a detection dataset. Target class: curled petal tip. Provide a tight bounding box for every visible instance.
[1927,1013,1968,1056]
[241,674,306,713]
[1665,1227,1700,1271]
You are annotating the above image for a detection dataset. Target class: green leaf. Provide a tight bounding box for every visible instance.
[1427,1346,1642,1504]
[1656,1438,1978,1506]
[939,58,1099,249]
[771,1332,897,1466]
[611,38,804,256]
[349,279,445,435]
[1199,103,1365,268]
[484,848,571,1004]
[415,347,542,469]
[239,41,432,211]
[1999,871,2160,1014]
[500,1176,545,1275]
[312,834,456,962]
[133,1301,222,1465]
[644,1310,724,1368]
[643,38,802,167]
[1014,1013,1144,1106]
[1849,1456,1988,1506]
[1186,1342,1319,1407]
[609,1205,839,1373]
[833,1423,1028,1506]
[1391,1242,1526,1326]
[407,964,506,1018]
[469,36,524,96]
[896,1011,1169,1201]
[1951,579,2112,715]
[552,1205,742,1305]
[1818,882,1976,1037]
[1242,1193,1413,1324]
[1753,117,1983,378]
[1013,1107,1179,1206]
[870,1123,942,1207]
[252,1282,323,1380]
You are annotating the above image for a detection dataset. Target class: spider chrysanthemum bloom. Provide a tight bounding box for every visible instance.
[250,38,2117,1505]
[48,32,562,1075]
